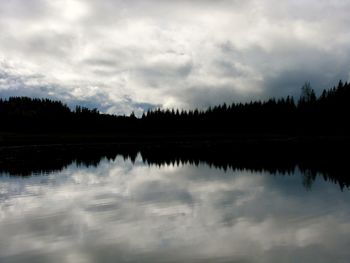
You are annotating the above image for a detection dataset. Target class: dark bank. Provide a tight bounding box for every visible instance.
[0,81,350,145]
[1,139,349,190]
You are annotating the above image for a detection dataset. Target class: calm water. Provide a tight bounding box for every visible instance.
[1,155,350,262]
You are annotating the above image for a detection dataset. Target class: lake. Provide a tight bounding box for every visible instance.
[0,149,350,262]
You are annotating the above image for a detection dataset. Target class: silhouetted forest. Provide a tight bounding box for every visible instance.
[0,141,349,190]
[0,80,350,143]
[2,82,348,188]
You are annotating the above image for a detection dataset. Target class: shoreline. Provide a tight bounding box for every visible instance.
[1,132,350,148]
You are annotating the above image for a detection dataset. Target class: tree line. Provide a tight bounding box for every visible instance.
[1,141,349,190]
[0,80,350,136]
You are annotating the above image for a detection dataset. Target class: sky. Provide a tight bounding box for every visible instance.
[0,0,350,115]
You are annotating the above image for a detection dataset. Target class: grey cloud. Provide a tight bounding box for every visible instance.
[83,58,120,68]
[135,61,193,85]
[25,32,76,58]
[0,67,158,115]
[0,0,49,20]
[260,49,350,99]
[216,40,350,100]
[259,0,350,22]
[173,85,245,109]
[213,60,247,78]
[1,31,77,62]
[0,0,350,113]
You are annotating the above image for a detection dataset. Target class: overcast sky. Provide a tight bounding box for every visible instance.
[0,0,350,114]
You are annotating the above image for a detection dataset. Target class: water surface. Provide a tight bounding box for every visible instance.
[0,155,349,262]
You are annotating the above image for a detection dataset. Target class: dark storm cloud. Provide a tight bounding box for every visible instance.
[0,0,350,113]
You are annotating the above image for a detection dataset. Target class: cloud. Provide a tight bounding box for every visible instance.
[0,63,158,115]
[1,160,350,262]
[0,0,350,113]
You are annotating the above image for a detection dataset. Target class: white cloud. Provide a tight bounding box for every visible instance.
[0,0,349,113]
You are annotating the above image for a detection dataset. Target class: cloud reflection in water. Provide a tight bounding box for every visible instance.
[0,156,350,262]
